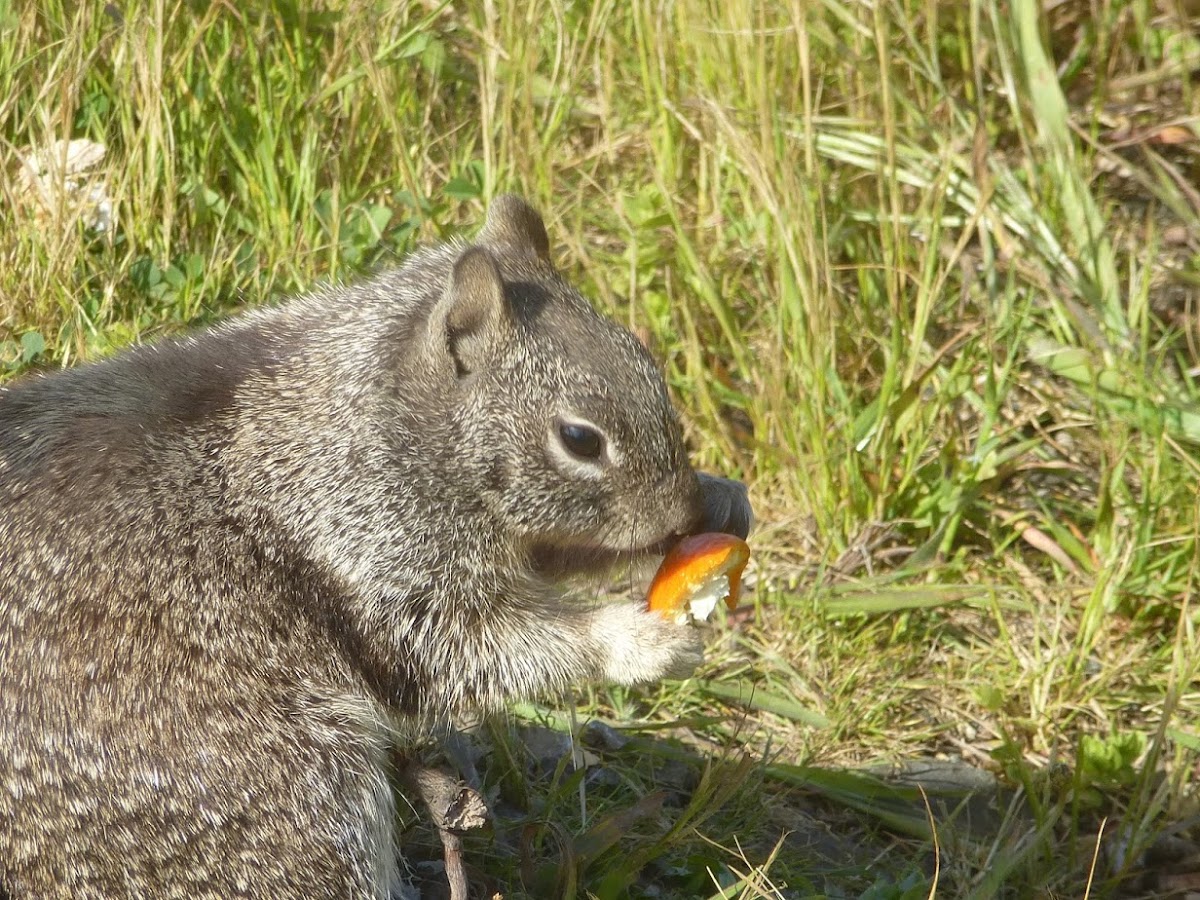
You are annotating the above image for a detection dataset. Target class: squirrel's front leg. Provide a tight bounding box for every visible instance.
[424,599,704,716]
[587,601,704,685]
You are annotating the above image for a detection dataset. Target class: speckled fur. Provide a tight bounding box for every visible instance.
[0,197,750,899]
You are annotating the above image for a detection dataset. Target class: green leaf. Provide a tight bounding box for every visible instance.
[767,764,934,840]
[163,265,186,290]
[701,678,830,728]
[1167,728,1200,752]
[443,176,481,201]
[1079,731,1145,789]
[1013,0,1124,341]
[183,253,205,281]
[820,584,1008,616]
[364,203,392,240]
[20,331,45,361]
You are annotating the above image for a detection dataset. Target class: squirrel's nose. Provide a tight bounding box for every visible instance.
[695,473,753,539]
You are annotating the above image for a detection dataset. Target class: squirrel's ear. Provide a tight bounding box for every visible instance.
[433,246,514,377]
[479,194,552,263]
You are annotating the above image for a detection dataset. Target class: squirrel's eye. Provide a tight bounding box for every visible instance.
[558,422,604,461]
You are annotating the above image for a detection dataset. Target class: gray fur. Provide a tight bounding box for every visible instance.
[0,196,751,898]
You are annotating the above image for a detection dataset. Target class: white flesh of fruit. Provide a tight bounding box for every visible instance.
[674,573,731,625]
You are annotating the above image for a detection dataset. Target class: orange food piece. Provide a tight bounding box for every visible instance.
[647,533,751,622]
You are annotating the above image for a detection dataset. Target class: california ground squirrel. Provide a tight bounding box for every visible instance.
[0,196,751,899]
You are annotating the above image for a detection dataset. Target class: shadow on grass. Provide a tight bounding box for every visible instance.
[397,717,1025,900]
[399,710,1199,899]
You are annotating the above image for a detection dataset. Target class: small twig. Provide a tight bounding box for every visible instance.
[399,761,491,900]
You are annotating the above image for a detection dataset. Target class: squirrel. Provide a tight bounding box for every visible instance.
[0,195,751,899]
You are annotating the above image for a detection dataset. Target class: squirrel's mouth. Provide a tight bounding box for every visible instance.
[528,529,687,581]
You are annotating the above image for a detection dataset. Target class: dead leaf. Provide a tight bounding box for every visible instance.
[1149,124,1198,145]
[15,138,113,234]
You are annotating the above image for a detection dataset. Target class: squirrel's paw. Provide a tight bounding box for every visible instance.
[593,601,705,685]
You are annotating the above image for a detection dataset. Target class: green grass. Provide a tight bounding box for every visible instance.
[4,0,1200,896]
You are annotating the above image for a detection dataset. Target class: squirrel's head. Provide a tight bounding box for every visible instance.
[414,196,708,574]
